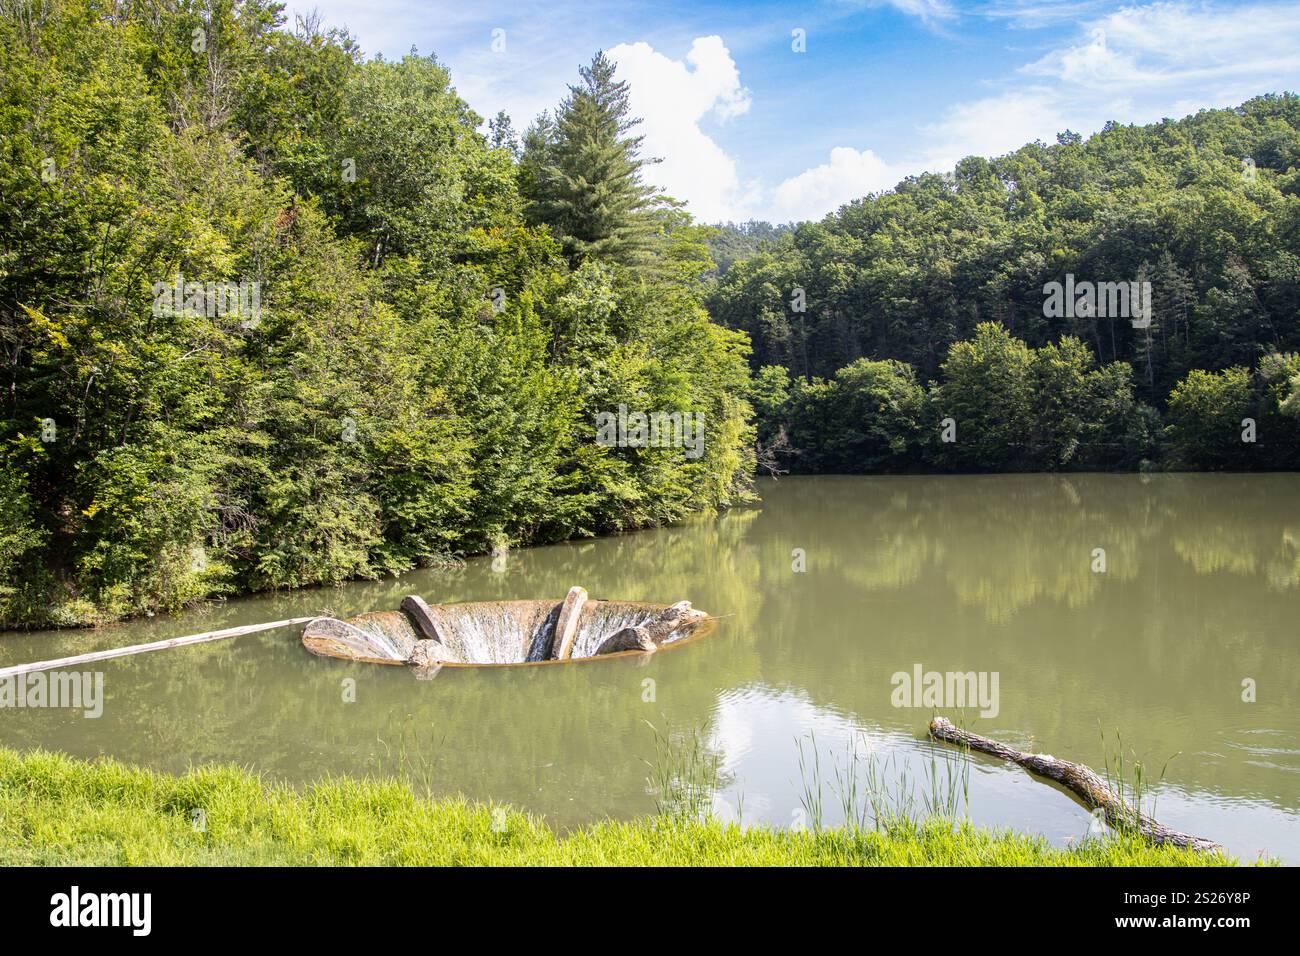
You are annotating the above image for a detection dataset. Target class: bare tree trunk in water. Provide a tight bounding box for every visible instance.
[928,717,1222,852]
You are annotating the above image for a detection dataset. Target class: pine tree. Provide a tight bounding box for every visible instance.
[522,51,658,265]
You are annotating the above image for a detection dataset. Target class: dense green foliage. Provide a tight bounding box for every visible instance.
[0,748,1240,865]
[0,0,753,627]
[715,100,1300,473]
[756,324,1299,475]
[755,324,1159,474]
[1166,352,1300,469]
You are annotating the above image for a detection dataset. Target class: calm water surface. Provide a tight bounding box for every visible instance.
[2,475,1297,862]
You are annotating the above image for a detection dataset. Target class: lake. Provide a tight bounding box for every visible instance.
[1,474,1297,862]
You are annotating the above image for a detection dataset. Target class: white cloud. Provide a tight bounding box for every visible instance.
[761,88,1069,222]
[879,0,959,24]
[766,1,1300,223]
[893,4,1300,204]
[1024,1,1300,91]
[920,89,1072,164]
[768,147,902,221]
[974,0,1114,28]
[608,37,759,222]
[923,4,1298,174]
[604,34,1071,222]
[840,0,959,26]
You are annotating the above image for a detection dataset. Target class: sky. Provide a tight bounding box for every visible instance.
[287,0,1300,223]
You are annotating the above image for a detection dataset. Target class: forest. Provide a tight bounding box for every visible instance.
[711,97,1300,475]
[0,0,752,627]
[2,0,1299,628]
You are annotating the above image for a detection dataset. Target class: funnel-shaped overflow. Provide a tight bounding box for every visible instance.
[302,590,713,669]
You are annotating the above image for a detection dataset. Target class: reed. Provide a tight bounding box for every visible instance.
[376,712,446,799]
[799,731,971,832]
[1096,724,1179,843]
[642,719,722,824]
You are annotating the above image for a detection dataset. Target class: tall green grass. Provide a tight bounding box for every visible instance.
[796,731,972,832]
[643,720,726,823]
[0,747,1242,866]
[1097,725,1179,841]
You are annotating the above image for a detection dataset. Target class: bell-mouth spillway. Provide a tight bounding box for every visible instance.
[300,588,715,672]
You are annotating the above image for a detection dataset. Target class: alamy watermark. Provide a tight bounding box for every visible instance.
[50,886,150,936]
[1043,274,1151,329]
[595,404,705,459]
[1,670,104,718]
[890,664,999,718]
[151,274,261,329]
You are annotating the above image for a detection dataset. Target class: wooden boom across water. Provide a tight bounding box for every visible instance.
[0,617,315,680]
[928,716,1222,853]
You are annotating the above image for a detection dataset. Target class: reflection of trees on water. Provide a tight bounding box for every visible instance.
[1266,528,1300,590]
[1168,480,1300,590]
[753,473,1300,620]
[760,475,1149,624]
[1174,529,1259,576]
[741,475,1300,806]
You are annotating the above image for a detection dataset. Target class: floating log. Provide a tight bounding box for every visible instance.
[401,595,446,643]
[594,626,657,656]
[928,717,1222,853]
[0,617,316,680]
[551,586,588,661]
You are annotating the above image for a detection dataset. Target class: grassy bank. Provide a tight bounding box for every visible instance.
[0,749,1238,866]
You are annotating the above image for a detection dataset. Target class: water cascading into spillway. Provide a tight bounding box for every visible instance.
[300,588,714,671]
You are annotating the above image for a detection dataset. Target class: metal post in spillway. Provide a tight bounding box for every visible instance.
[0,617,316,680]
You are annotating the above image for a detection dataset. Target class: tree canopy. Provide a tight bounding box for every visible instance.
[717,96,1300,474]
[0,1,752,627]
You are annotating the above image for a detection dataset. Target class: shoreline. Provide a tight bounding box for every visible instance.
[0,748,1246,867]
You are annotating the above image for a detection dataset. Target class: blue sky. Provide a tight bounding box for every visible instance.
[289,0,1300,222]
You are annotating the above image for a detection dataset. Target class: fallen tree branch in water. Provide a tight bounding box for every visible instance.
[928,716,1222,853]
[0,618,316,680]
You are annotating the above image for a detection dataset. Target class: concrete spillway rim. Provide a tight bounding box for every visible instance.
[301,598,718,669]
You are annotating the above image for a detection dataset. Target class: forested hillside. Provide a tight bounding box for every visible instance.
[712,97,1300,475]
[0,1,753,627]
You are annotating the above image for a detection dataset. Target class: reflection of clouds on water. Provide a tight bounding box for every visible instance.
[708,684,865,777]
[702,683,1300,862]
[705,685,930,831]
[708,792,748,828]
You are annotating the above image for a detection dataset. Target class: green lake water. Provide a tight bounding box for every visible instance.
[1,474,1297,862]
